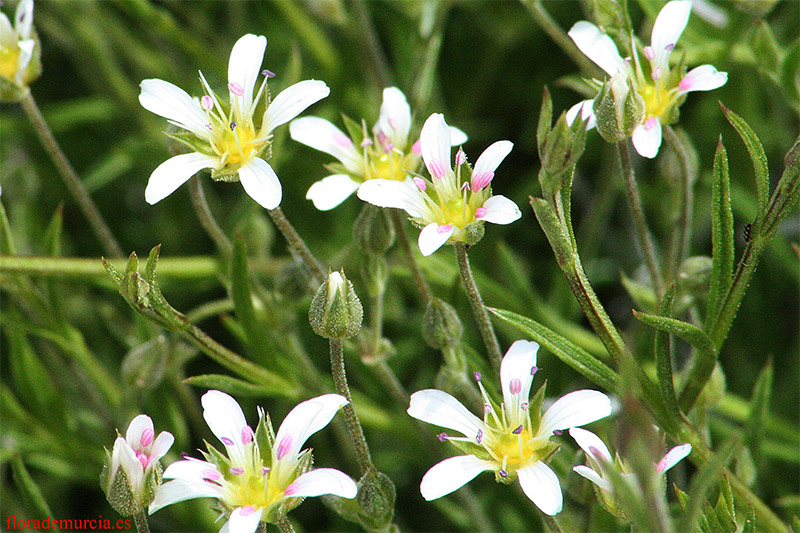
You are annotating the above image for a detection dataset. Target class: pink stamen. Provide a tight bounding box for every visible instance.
[665,43,675,52]
[361,138,372,148]
[484,404,492,414]
[455,149,466,166]
[230,122,237,131]
[460,182,470,192]
[520,402,529,411]
[276,434,293,460]
[262,466,270,475]
[388,118,397,130]
[205,123,213,130]
[499,470,508,478]
[228,82,244,96]
[644,46,655,61]
[136,452,152,469]
[553,429,563,436]
[437,224,452,234]
[333,132,352,147]
[651,67,661,81]
[531,366,538,375]
[428,159,446,179]
[512,425,523,435]
[221,437,234,446]
[588,446,604,460]
[412,140,422,155]
[263,69,276,78]
[140,428,154,448]
[239,506,256,516]
[656,457,669,473]
[476,429,483,444]
[201,95,213,111]
[413,177,427,191]
[474,372,482,382]
[474,207,487,219]
[284,483,299,496]
[241,426,254,445]
[644,117,658,131]
[437,433,448,442]
[230,467,244,475]
[471,171,494,190]
[202,469,221,480]
[384,141,395,153]
[509,378,522,395]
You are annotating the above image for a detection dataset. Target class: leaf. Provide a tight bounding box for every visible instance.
[744,360,773,464]
[706,139,734,330]
[721,105,769,216]
[11,455,55,519]
[230,236,273,367]
[43,205,64,257]
[6,328,65,427]
[0,201,15,255]
[489,307,617,392]
[537,86,553,155]
[779,38,800,105]
[184,373,299,400]
[621,272,658,312]
[750,20,780,73]
[653,286,681,432]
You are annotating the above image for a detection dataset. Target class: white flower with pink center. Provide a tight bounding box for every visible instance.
[289,87,467,211]
[149,391,356,532]
[357,113,521,256]
[139,34,329,209]
[108,414,174,507]
[566,0,727,158]
[407,340,612,515]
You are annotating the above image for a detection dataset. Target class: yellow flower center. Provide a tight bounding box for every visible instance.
[365,150,412,182]
[488,427,551,474]
[640,83,675,121]
[215,123,264,169]
[440,197,478,228]
[0,45,20,80]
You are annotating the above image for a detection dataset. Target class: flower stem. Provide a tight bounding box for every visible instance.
[616,142,664,299]
[391,210,433,304]
[132,510,150,533]
[352,0,392,89]
[20,89,123,258]
[663,126,694,284]
[275,518,294,533]
[329,338,375,475]
[189,176,232,256]
[453,242,502,371]
[268,207,326,284]
[540,512,563,533]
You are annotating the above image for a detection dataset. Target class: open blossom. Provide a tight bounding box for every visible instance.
[289,87,467,211]
[139,34,329,209]
[0,0,40,90]
[567,0,727,158]
[407,340,612,515]
[103,415,174,513]
[358,113,521,256]
[149,391,356,532]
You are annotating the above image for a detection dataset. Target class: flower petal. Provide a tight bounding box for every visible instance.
[568,427,612,462]
[657,443,692,473]
[288,468,358,498]
[517,461,563,515]
[500,340,539,413]
[262,80,330,134]
[163,458,218,483]
[201,390,249,464]
[139,79,210,137]
[273,394,348,463]
[377,87,411,149]
[568,21,627,77]
[149,478,220,514]
[631,119,662,159]
[650,0,692,71]
[566,100,597,130]
[144,152,218,205]
[407,389,484,439]
[481,195,521,225]
[238,157,282,209]
[125,414,154,448]
[306,174,360,211]
[677,64,727,94]
[357,178,422,217]
[419,455,494,501]
[227,34,267,117]
[539,390,612,435]
[472,140,513,181]
[289,116,362,174]
[448,126,468,147]
[15,38,34,78]
[151,432,175,461]
[573,465,611,492]
[227,506,264,533]
[14,0,34,40]
[420,113,451,179]
[112,437,143,491]
[418,223,454,256]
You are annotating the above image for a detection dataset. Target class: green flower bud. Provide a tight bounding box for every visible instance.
[275,258,315,299]
[329,470,396,532]
[360,255,388,298]
[309,271,363,339]
[537,90,587,195]
[353,203,395,255]
[594,76,645,143]
[421,298,463,349]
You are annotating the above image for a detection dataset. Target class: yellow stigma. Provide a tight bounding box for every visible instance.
[640,83,675,121]
[366,151,411,182]
[440,198,478,228]
[0,45,21,80]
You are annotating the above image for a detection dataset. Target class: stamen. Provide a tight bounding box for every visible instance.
[239,506,256,516]
[512,425,523,435]
[437,224,452,234]
[284,483,299,496]
[520,402,528,411]
[276,435,293,460]
[205,123,213,130]
[678,77,693,92]
[471,171,494,190]
[384,142,394,153]
[388,118,397,130]
[201,95,213,111]
[665,43,675,52]
[651,67,661,81]
[230,122,237,131]
[484,404,492,414]
[221,437,235,446]
[499,470,508,478]
[531,366,538,375]
[455,149,466,166]
[460,182,470,192]
[474,372,482,382]
[475,207,487,219]
[333,132,352,147]
[412,140,422,155]
[427,159,446,179]
[180,452,190,459]
[553,429,563,436]
[202,469,221,480]
[476,429,483,444]
[644,46,655,61]
[588,446,604,460]
[360,138,372,148]
[413,177,427,191]
[437,433,449,442]
[228,82,244,96]
[509,379,522,395]
[644,117,658,131]
[230,467,245,475]
[241,426,254,445]
[136,452,152,469]
[140,428,155,448]
[263,69,276,78]
[262,466,270,475]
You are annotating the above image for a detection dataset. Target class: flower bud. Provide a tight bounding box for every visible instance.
[677,256,712,298]
[360,255,388,298]
[353,203,395,256]
[309,271,363,339]
[594,75,644,143]
[329,470,396,531]
[421,298,463,349]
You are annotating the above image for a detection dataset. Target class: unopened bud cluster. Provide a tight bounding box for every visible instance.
[309,271,363,339]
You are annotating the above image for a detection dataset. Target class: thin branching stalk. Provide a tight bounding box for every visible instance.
[453,242,502,370]
[391,210,433,304]
[268,207,327,283]
[132,510,150,533]
[664,126,694,283]
[541,513,563,533]
[275,518,293,533]
[352,0,392,89]
[20,89,123,257]
[189,176,232,256]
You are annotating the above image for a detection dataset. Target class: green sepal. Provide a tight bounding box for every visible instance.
[230,236,274,366]
[329,470,396,532]
[341,114,366,146]
[744,360,773,464]
[43,205,64,257]
[184,373,298,399]
[255,410,275,464]
[620,272,658,313]
[0,74,26,102]
[750,20,781,73]
[166,131,215,157]
[528,381,547,435]
[200,441,232,474]
[779,38,800,105]
[421,297,463,349]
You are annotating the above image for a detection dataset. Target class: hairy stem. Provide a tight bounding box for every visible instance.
[391,210,433,304]
[189,176,232,256]
[132,510,150,533]
[664,126,694,283]
[268,207,327,283]
[275,518,294,533]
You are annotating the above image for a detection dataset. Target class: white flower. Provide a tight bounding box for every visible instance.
[358,113,521,256]
[567,0,727,158]
[139,34,329,209]
[569,426,691,493]
[107,414,174,508]
[0,0,38,86]
[407,340,612,515]
[150,390,356,532]
[290,87,467,211]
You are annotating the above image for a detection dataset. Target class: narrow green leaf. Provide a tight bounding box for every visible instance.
[706,139,734,330]
[714,477,737,532]
[721,105,769,215]
[779,38,800,105]
[489,307,617,392]
[43,205,64,257]
[703,500,723,532]
[230,236,274,367]
[11,455,56,520]
[744,359,773,464]
[6,328,65,427]
[144,244,161,281]
[184,373,299,400]
[621,272,658,312]
[537,86,553,155]
[750,20,781,73]
[743,505,757,533]
[653,286,681,432]
[0,201,16,255]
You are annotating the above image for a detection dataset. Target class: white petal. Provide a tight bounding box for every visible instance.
[420,113,451,179]
[448,126,468,146]
[568,21,627,77]
[144,152,218,205]
[288,468,358,498]
[691,0,728,28]
[306,174,360,211]
[377,87,411,149]
[568,427,612,462]
[113,437,143,491]
[151,432,175,461]
[357,178,422,217]
[228,506,264,533]
[566,100,597,130]
[472,140,513,179]
[289,116,362,174]
[631,120,662,159]
[657,443,692,473]
[500,340,539,412]
[678,64,727,94]
[15,38,34,78]
[262,80,330,134]
[149,479,220,514]
[650,0,692,71]
[14,0,34,39]
[139,79,210,136]
[125,414,154,447]
[517,461,563,515]
[238,158,282,209]
[274,394,348,463]
[407,389,484,439]
[573,465,611,492]
[163,458,218,483]
[227,34,267,117]
[201,390,249,464]
[418,223,454,256]
[539,390,612,435]
[419,455,494,500]
[481,195,521,225]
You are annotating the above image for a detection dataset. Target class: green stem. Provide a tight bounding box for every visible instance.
[453,243,502,371]
[268,207,326,284]
[391,210,433,304]
[352,0,393,89]
[20,89,123,258]
[330,339,374,475]
[189,176,232,256]
[275,518,294,533]
[663,126,694,284]
[541,513,564,533]
[132,510,150,533]
[617,142,664,298]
